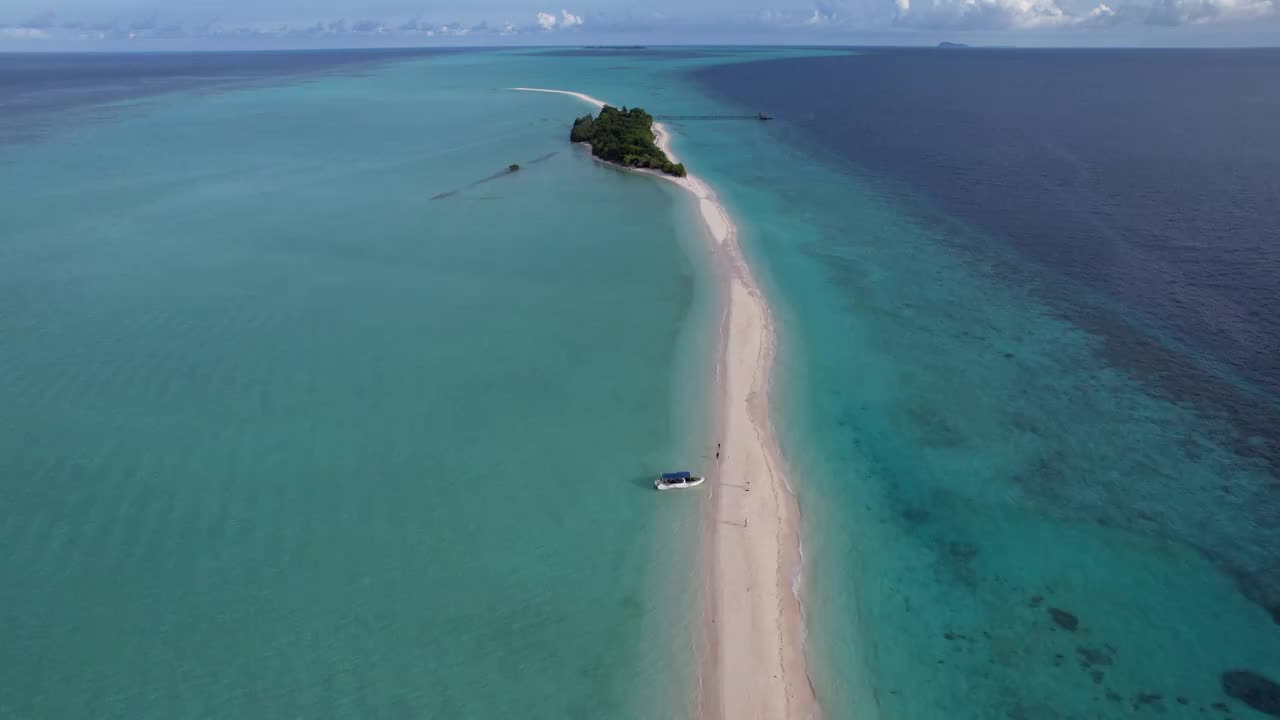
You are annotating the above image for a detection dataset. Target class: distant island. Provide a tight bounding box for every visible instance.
[937,41,970,48]
[570,105,687,178]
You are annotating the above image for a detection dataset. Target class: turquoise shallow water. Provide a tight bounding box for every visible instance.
[674,55,1280,719]
[0,51,723,718]
[5,47,1278,720]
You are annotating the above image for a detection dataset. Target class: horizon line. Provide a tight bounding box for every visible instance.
[3,41,1280,54]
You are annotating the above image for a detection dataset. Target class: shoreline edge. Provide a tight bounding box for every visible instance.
[510,87,818,720]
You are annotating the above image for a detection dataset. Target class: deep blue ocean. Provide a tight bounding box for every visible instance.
[696,48,1280,593]
[689,47,1280,719]
[2,46,1278,719]
[698,48,1280,404]
[0,49,442,114]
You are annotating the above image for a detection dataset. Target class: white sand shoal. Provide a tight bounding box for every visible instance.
[511,87,815,720]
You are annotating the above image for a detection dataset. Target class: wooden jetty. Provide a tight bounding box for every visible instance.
[655,112,773,121]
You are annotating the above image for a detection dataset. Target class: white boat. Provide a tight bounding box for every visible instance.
[654,471,706,491]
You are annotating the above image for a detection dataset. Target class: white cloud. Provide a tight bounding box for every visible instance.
[752,2,843,27]
[1085,3,1120,20]
[806,0,846,23]
[536,9,583,30]
[0,26,50,39]
[894,0,1118,28]
[1146,0,1276,22]
[349,19,389,34]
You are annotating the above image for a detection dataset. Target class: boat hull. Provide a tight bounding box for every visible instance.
[654,476,706,491]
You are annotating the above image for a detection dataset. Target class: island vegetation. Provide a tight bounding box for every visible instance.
[569,105,687,178]
[508,163,520,172]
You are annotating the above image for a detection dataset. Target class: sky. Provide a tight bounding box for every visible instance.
[0,0,1276,49]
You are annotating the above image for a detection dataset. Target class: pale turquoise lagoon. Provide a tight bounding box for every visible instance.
[1,50,725,718]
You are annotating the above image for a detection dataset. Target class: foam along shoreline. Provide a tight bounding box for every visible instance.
[511,87,815,719]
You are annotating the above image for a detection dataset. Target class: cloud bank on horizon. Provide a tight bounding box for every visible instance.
[0,0,1275,48]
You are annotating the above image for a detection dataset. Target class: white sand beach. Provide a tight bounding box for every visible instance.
[511,87,816,720]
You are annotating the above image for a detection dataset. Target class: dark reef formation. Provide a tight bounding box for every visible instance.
[1223,670,1280,717]
[1049,607,1079,631]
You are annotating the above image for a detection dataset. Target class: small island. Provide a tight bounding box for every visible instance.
[569,105,687,178]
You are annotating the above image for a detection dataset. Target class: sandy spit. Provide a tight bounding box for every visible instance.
[511,87,817,720]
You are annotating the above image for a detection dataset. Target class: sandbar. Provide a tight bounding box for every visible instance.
[511,86,816,720]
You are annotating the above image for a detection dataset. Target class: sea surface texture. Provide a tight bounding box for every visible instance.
[3,46,1279,720]
[688,49,1280,719]
[0,49,721,718]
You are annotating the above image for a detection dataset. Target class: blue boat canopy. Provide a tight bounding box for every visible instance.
[661,471,692,480]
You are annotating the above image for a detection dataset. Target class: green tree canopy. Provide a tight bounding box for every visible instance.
[569,106,687,178]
